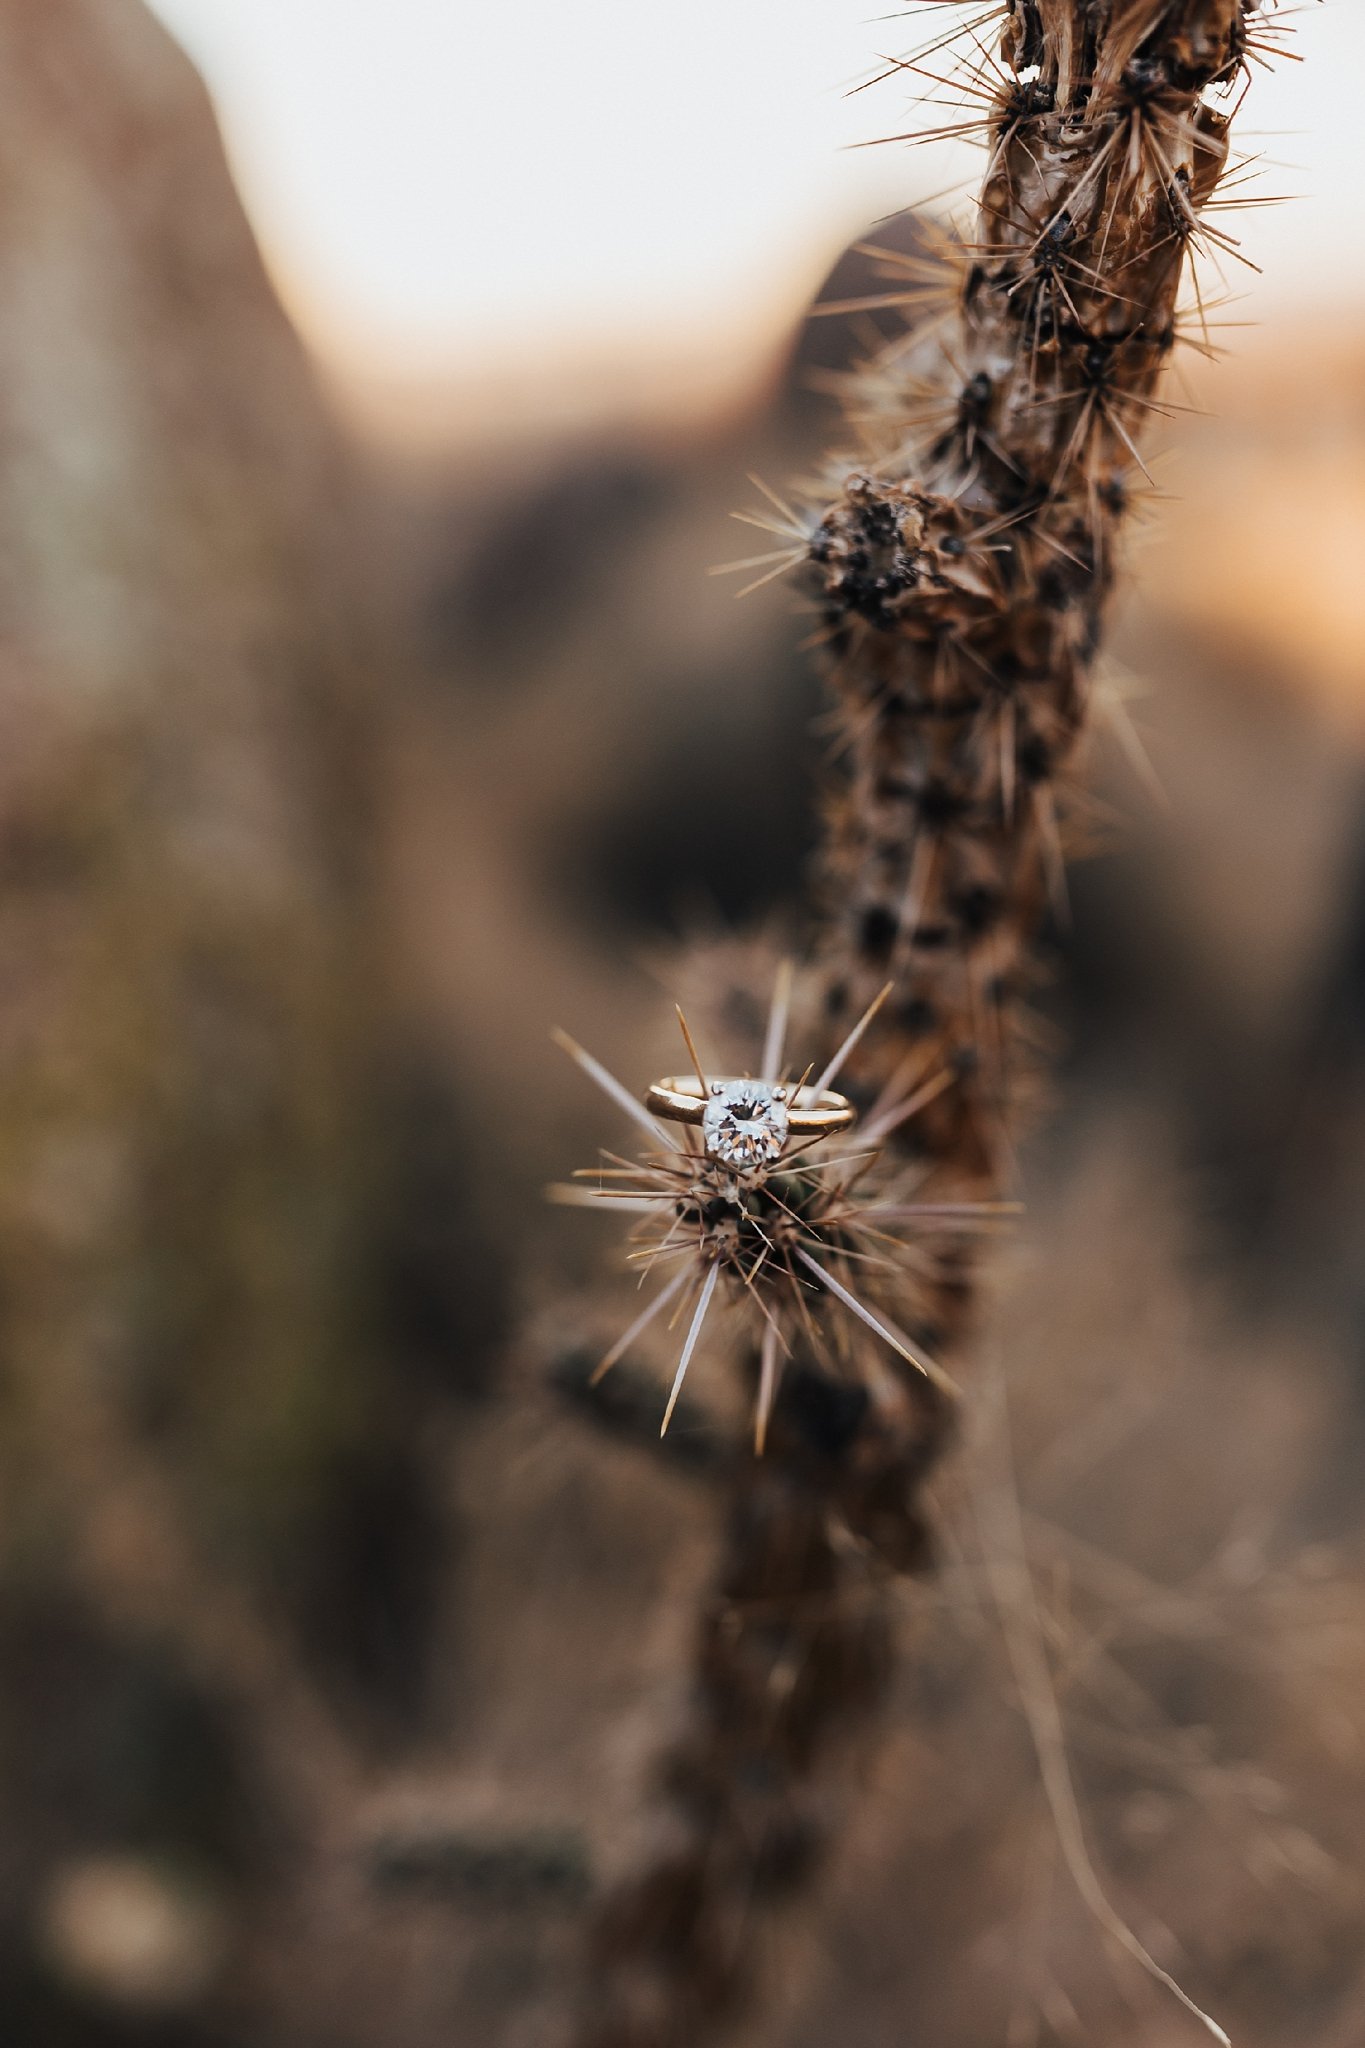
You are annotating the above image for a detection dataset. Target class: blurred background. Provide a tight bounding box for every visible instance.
[1,0,1363,2042]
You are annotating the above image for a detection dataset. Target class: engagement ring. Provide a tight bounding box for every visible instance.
[643,1076,855,1169]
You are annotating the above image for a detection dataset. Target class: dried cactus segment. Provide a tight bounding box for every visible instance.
[569,7,1278,2043]
[553,979,1008,1443]
[806,0,1258,1211]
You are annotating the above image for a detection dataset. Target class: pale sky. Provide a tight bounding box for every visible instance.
[145,0,1363,413]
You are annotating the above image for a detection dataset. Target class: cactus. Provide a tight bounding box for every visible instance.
[564,6,1279,2043]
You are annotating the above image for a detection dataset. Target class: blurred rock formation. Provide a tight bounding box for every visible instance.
[0,3,501,2036]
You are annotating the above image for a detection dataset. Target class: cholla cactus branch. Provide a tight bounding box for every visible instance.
[810,0,1256,1203]
[568,5,1273,2043]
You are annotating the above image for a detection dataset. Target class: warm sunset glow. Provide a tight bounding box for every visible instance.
[145,0,1365,413]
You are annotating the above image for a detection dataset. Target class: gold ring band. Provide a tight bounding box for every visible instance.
[644,1077,855,1138]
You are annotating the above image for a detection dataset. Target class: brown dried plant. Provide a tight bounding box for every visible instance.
[558,5,1287,2044]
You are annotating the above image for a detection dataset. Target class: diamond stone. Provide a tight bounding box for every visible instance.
[702,1080,789,1170]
